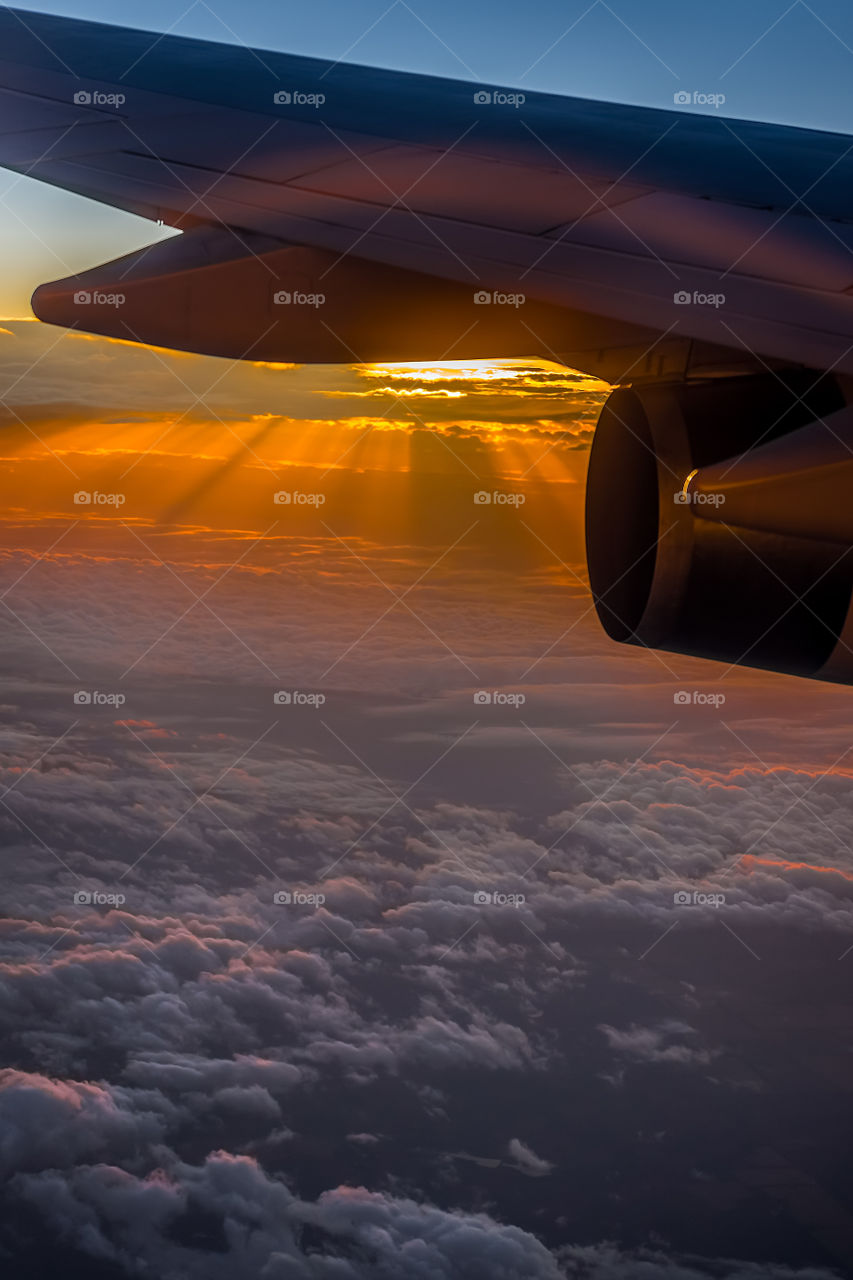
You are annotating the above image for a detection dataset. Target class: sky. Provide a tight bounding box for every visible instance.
[3,3,853,1279]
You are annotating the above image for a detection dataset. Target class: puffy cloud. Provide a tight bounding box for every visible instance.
[0,485,850,1280]
[17,1150,567,1278]
[0,1069,173,1175]
[13,1153,840,1279]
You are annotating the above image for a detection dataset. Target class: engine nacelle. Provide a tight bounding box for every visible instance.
[585,370,853,682]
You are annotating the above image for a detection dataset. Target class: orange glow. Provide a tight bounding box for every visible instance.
[740,854,853,883]
[0,345,605,547]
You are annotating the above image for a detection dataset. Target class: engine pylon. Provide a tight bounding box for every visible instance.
[684,404,853,546]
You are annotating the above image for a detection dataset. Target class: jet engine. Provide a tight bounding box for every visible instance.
[585,370,853,681]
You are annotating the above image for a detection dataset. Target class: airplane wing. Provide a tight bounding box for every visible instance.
[2,6,853,378]
[7,6,853,685]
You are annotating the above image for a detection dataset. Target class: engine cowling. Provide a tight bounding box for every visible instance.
[585,370,853,682]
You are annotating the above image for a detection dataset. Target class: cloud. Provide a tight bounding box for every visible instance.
[0,1069,173,1175]
[16,1150,568,1279]
[507,1138,554,1176]
[0,325,606,453]
[597,1022,713,1067]
[555,1243,839,1279]
[13,1153,841,1279]
[1,675,851,1277]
